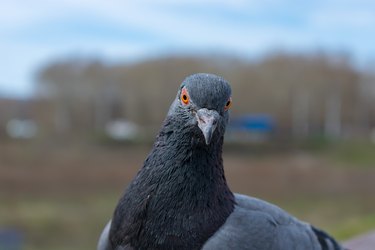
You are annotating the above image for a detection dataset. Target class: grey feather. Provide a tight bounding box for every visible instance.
[99,194,342,250]
[98,73,344,250]
[98,220,129,250]
[203,194,322,250]
[97,221,111,250]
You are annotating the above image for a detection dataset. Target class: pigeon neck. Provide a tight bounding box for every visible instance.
[110,116,234,250]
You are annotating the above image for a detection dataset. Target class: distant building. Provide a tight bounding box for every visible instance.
[105,119,139,141]
[0,98,54,139]
[6,119,38,139]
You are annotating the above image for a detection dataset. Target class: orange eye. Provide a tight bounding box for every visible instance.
[180,87,190,105]
[224,97,232,111]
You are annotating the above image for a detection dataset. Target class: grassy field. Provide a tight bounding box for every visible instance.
[1,140,375,250]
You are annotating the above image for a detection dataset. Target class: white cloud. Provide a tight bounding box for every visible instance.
[1,0,375,97]
[307,0,375,30]
[311,9,375,30]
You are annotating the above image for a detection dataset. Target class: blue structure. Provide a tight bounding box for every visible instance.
[228,114,275,142]
[0,229,23,250]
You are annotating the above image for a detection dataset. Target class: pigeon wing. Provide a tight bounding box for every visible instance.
[203,194,341,250]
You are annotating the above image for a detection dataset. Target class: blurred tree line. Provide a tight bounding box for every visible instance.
[34,52,375,141]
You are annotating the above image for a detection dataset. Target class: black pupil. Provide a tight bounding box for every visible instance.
[226,101,230,106]
[183,95,187,100]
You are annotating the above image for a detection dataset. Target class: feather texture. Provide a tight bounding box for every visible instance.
[98,73,344,250]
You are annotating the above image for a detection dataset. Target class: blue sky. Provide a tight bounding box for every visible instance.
[1,0,375,98]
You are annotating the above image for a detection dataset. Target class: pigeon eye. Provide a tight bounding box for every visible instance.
[224,97,232,111]
[180,87,190,105]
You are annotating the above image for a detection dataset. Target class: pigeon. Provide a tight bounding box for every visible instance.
[98,73,344,250]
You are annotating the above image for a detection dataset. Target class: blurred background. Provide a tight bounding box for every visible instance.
[1,1,375,249]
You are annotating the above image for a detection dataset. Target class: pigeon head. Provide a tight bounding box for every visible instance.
[168,73,232,145]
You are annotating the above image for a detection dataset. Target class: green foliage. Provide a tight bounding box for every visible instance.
[297,138,375,168]
[298,136,334,151]
[2,193,373,250]
[0,194,118,250]
[1,141,374,249]
[334,214,375,240]
[330,141,375,167]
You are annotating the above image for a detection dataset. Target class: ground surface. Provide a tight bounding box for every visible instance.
[344,230,375,250]
[0,140,375,250]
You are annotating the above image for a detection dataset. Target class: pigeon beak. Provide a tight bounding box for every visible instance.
[196,108,219,145]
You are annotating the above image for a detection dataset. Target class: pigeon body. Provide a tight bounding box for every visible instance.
[98,73,343,250]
